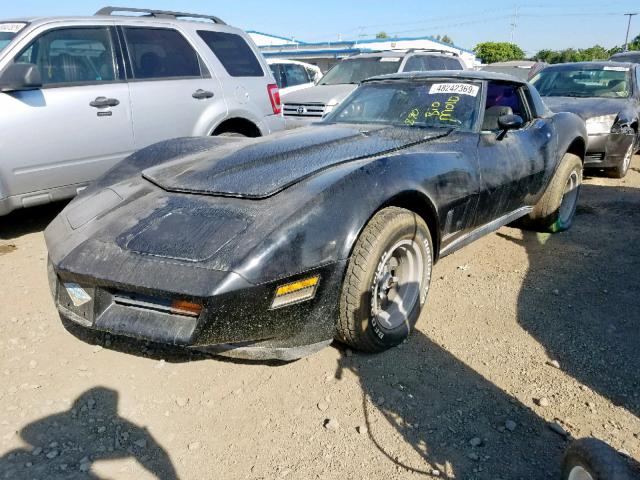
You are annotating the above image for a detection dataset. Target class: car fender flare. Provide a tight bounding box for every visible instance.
[344,190,442,264]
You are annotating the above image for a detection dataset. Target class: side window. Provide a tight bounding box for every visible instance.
[197,31,263,77]
[482,82,528,130]
[15,27,118,86]
[283,64,310,87]
[636,67,640,94]
[270,64,284,88]
[305,66,320,82]
[124,27,201,80]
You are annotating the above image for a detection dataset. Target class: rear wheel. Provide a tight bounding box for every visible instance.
[337,207,433,352]
[521,152,582,233]
[216,131,247,138]
[562,438,631,480]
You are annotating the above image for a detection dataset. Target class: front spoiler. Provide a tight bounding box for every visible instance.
[51,260,345,360]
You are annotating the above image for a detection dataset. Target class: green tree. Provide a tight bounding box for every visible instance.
[474,42,525,64]
[534,44,624,64]
[375,31,389,39]
[628,33,640,50]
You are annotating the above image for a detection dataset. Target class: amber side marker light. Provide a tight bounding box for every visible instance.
[170,299,202,317]
[271,276,320,309]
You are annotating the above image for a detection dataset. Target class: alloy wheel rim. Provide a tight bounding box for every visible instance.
[558,170,580,224]
[568,466,594,480]
[622,142,633,174]
[371,239,424,330]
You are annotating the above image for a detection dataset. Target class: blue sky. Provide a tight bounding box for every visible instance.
[4,0,639,55]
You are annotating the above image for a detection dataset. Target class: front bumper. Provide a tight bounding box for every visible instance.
[49,259,345,360]
[584,132,634,168]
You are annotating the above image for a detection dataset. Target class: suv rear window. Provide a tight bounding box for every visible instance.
[405,55,463,72]
[124,27,201,80]
[198,31,263,77]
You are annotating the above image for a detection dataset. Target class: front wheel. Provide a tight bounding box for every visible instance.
[520,152,583,233]
[608,137,635,179]
[337,207,433,352]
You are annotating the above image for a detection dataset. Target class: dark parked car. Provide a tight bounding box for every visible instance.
[45,71,586,360]
[610,51,640,64]
[531,61,640,178]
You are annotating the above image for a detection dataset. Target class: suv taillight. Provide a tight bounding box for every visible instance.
[267,83,281,115]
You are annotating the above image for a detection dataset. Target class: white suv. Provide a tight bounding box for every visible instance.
[0,7,284,215]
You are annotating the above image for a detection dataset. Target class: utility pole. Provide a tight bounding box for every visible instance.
[510,5,519,44]
[623,13,637,51]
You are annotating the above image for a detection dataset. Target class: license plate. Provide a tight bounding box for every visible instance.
[63,283,92,307]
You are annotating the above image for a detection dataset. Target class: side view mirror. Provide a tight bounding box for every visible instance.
[496,114,524,140]
[0,63,43,92]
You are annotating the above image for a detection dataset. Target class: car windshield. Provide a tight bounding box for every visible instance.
[531,67,631,98]
[325,80,481,131]
[0,23,27,53]
[319,57,402,85]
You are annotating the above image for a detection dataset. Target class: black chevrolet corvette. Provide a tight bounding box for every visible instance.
[45,71,587,360]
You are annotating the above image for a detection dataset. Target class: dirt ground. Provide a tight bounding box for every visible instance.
[1,156,639,480]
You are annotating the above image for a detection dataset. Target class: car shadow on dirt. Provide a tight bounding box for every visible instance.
[500,183,640,419]
[0,201,68,240]
[332,182,639,478]
[0,386,178,479]
[335,328,568,478]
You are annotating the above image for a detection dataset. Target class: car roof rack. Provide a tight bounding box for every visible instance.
[390,48,460,57]
[95,6,226,25]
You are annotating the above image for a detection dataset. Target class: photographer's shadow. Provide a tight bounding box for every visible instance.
[0,387,178,479]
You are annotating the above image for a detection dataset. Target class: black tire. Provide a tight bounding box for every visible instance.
[217,131,247,138]
[521,152,582,233]
[337,207,433,352]
[608,135,635,179]
[562,438,631,480]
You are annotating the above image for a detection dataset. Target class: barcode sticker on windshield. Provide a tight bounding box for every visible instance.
[429,83,479,96]
[0,23,26,33]
[380,57,401,62]
[604,66,627,72]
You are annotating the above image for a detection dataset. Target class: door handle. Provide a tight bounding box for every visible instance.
[90,97,120,108]
[192,89,214,100]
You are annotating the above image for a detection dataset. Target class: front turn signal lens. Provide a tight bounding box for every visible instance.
[271,276,320,309]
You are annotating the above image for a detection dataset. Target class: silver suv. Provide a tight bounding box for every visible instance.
[282,49,466,123]
[0,7,284,215]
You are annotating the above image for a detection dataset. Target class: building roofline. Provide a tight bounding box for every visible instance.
[250,32,473,54]
[246,30,306,44]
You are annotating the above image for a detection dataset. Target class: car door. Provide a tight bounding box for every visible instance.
[0,24,134,200]
[475,81,554,226]
[120,25,224,149]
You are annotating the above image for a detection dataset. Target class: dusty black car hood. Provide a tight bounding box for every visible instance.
[143,124,448,199]
[543,96,628,120]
